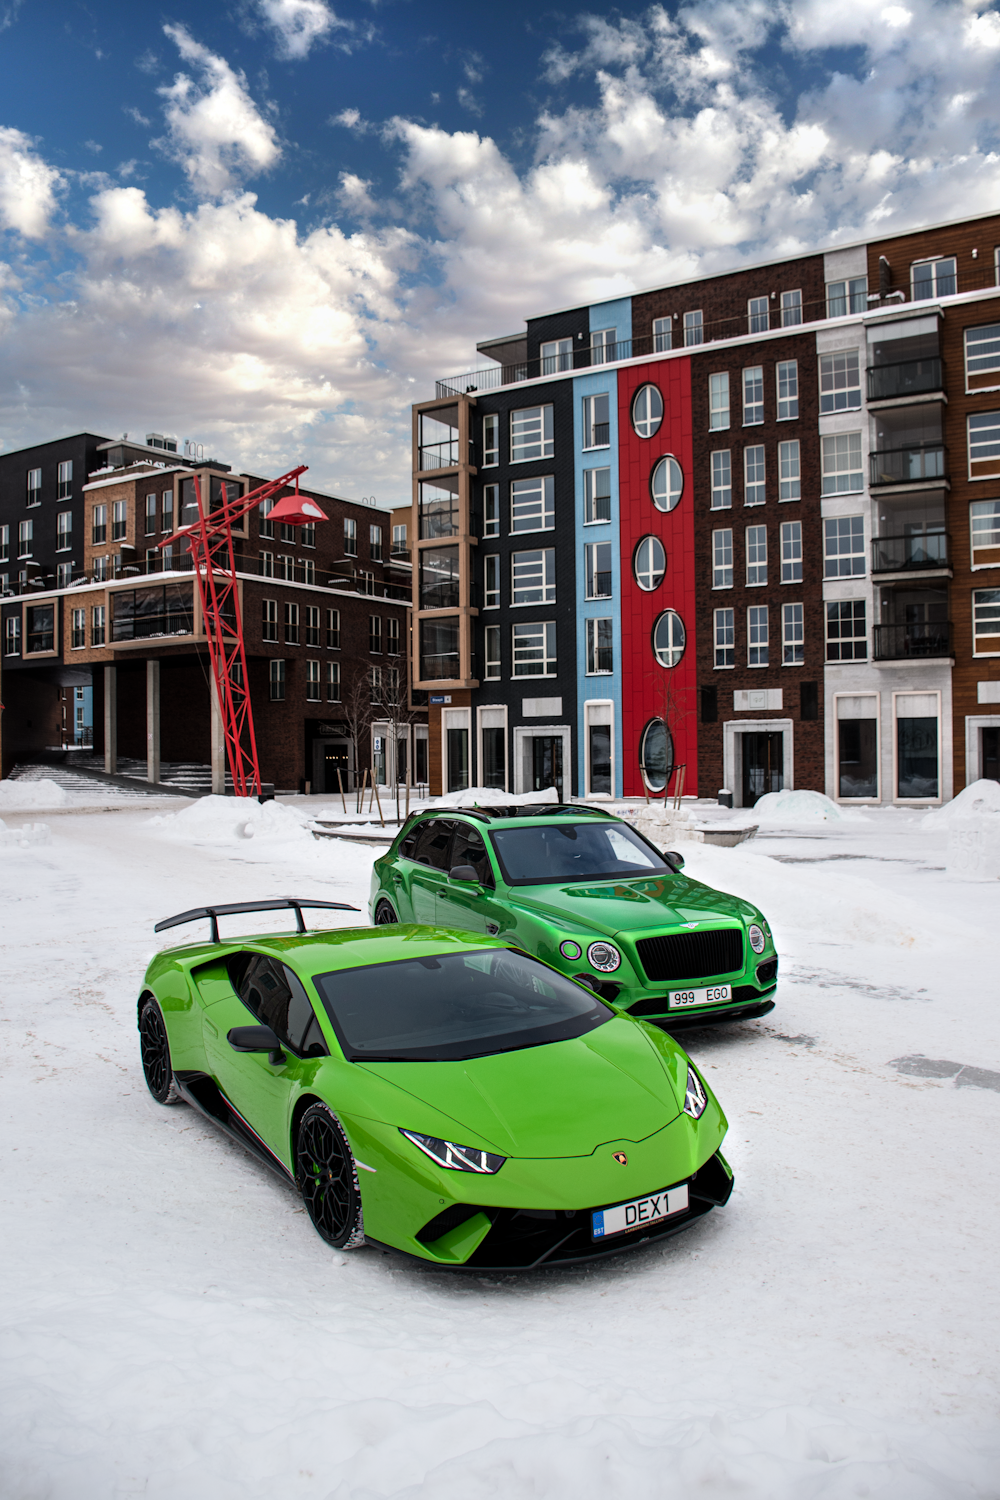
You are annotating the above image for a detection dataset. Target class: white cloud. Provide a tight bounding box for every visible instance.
[255,0,349,60]
[0,126,62,238]
[156,24,281,197]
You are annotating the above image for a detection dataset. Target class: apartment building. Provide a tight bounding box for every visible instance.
[410,209,1000,803]
[0,433,422,790]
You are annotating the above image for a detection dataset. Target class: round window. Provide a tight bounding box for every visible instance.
[651,609,686,669]
[633,535,666,592]
[650,456,683,512]
[631,384,664,439]
[639,719,674,793]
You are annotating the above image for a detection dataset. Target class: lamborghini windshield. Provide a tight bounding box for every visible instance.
[312,948,610,1062]
[489,820,670,886]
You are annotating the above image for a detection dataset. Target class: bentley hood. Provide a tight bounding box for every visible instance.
[508,873,753,938]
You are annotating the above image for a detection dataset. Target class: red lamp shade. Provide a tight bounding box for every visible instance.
[267,493,327,526]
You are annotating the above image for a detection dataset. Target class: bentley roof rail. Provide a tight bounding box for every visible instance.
[155,898,360,944]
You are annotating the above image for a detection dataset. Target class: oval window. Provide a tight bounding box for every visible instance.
[633,535,666,592]
[650,456,684,512]
[639,719,674,792]
[631,384,664,439]
[651,609,686,669]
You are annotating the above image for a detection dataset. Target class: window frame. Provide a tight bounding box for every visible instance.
[26,467,41,505]
[709,372,730,431]
[713,606,735,668]
[326,608,340,649]
[326,660,341,701]
[56,511,72,551]
[710,449,732,509]
[748,296,769,334]
[582,392,610,450]
[511,620,557,678]
[305,660,321,702]
[511,548,556,607]
[510,404,554,463]
[970,498,1000,565]
[824,515,866,578]
[631,384,664,440]
[780,519,803,583]
[911,257,957,301]
[825,599,867,661]
[745,524,768,587]
[482,412,499,467]
[747,604,769,667]
[652,316,672,352]
[972,587,1000,656]
[781,602,804,666]
[712,528,733,589]
[510,474,555,534]
[583,467,612,525]
[683,310,703,347]
[269,659,286,701]
[964,323,1000,393]
[483,482,500,537]
[584,541,612,601]
[779,439,801,502]
[744,445,766,506]
[484,553,500,609]
[968,411,1000,480]
[780,290,802,327]
[262,599,278,643]
[484,624,501,679]
[742,365,764,426]
[776,360,799,420]
[585,616,613,674]
[819,349,861,414]
[633,534,666,592]
[821,432,864,495]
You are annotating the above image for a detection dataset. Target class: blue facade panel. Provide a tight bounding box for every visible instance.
[588,297,632,352]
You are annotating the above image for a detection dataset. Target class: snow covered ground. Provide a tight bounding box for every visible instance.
[1,797,999,1498]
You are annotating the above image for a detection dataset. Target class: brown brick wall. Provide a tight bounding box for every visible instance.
[632,255,827,351]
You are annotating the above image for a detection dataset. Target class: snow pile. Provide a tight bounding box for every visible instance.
[147,795,314,844]
[0,777,70,810]
[737,789,869,825]
[929,781,1000,880]
[432,785,560,809]
[921,778,1000,828]
[0,818,51,848]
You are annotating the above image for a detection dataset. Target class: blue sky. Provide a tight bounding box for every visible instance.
[1,0,999,503]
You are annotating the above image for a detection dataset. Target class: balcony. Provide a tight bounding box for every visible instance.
[867,358,943,402]
[871,532,950,575]
[869,443,946,487]
[873,621,953,661]
[417,439,460,470]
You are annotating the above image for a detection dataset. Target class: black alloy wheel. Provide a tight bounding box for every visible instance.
[296,1103,365,1249]
[139,998,182,1105]
[373,899,399,925]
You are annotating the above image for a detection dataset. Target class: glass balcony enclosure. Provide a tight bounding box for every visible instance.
[870,404,945,486]
[418,407,460,470]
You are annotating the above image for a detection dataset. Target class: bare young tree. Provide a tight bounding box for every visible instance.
[341,666,374,797]
[375,657,413,821]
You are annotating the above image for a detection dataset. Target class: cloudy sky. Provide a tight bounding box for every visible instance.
[1,0,999,506]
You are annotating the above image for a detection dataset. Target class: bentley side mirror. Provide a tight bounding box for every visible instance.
[665,851,685,872]
[449,864,481,883]
[227,1025,285,1065]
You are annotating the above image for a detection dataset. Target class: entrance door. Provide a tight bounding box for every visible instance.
[531,736,564,797]
[322,740,351,794]
[984,726,999,783]
[741,732,783,806]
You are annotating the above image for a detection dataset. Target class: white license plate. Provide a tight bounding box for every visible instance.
[668,984,732,1009]
[592,1184,689,1240]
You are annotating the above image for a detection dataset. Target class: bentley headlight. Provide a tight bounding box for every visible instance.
[748,923,766,954]
[683,1066,708,1120]
[400,1130,505,1174]
[587,941,621,973]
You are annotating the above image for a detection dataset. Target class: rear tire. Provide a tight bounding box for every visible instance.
[139,997,182,1105]
[296,1103,365,1249]
[374,898,399,926]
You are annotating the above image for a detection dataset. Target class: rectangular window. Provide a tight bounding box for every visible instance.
[26,603,54,654]
[780,520,803,582]
[162,491,174,530]
[305,605,320,646]
[897,706,938,799]
[512,548,556,606]
[369,666,382,703]
[712,529,733,588]
[512,620,556,677]
[483,412,499,466]
[26,468,41,504]
[484,553,500,608]
[305,660,320,701]
[5,615,21,654]
[391,522,407,554]
[820,350,861,413]
[714,607,735,667]
[56,511,72,550]
[259,497,274,539]
[326,608,340,649]
[484,624,501,679]
[912,257,956,301]
[57,460,73,499]
[652,316,672,352]
[142,494,156,535]
[710,450,732,509]
[18,520,32,557]
[968,411,1000,478]
[57,562,72,588]
[584,541,612,599]
[748,297,769,334]
[747,605,769,666]
[93,556,108,582]
[369,525,382,560]
[965,322,1000,392]
[369,614,382,653]
[824,516,866,577]
[591,328,616,364]
[973,588,1000,653]
[482,482,500,537]
[511,404,554,462]
[584,467,611,524]
[971,498,1000,558]
[826,600,867,660]
[70,608,86,648]
[684,310,703,347]
[0,525,7,560]
[826,277,867,317]
[709,372,730,430]
[276,555,293,582]
[779,439,801,501]
[540,339,572,374]
[344,517,357,555]
[511,474,555,533]
[586,617,613,674]
[781,290,802,327]
[782,602,804,665]
[744,445,766,506]
[112,501,127,541]
[269,659,285,701]
[302,558,315,586]
[92,505,107,544]
[821,432,863,494]
[279,522,296,545]
[776,360,799,420]
[582,392,610,450]
[746,524,767,586]
[88,604,104,647]
[743,366,764,425]
[259,551,274,577]
[387,617,400,655]
[326,660,341,701]
[300,522,315,549]
[262,599,277,642]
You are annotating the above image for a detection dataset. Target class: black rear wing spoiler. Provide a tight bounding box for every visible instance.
[154,898,359,943]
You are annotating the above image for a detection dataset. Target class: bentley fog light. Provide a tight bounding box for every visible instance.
[587,941,621,973]
[559,940,583,960]
[748,923,766,954]
[400,1130,505,1174]
[683,1066,708,1120]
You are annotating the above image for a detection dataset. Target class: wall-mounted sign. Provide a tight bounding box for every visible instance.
[429,694,452,705]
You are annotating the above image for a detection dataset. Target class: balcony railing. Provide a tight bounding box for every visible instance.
[389,546,411,563]
[871,531,950,573]
[873,621,953,660]
[867,357,943,402]
[869,443,947,486]
[417,439,460,470]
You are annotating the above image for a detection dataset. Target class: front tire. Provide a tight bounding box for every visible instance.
[373,898,399,925]
[139,997,182,1105]
[296,1103,365,1249]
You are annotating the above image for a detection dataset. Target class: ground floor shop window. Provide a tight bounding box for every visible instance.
[589,725,612,795]
[896,694,939,799]
[482,727,505,788]
[839,719,877,798]
[446,727,469,792]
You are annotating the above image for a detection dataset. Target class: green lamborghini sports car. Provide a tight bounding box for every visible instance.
[369,806,778,1028]
[139,898,733,1269]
